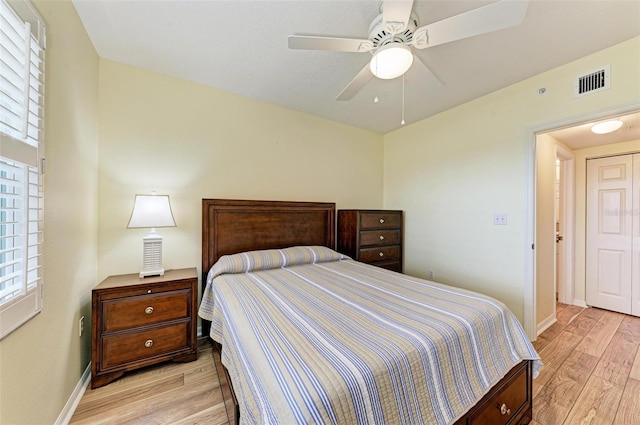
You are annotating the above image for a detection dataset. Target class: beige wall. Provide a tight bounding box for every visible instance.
[383,36,640,324]
[97,60,383,281]
[0,1,99,424]
[573,138,640,304]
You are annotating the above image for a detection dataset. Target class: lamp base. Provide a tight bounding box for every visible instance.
[140,268,164,278]
[140,231,165,278]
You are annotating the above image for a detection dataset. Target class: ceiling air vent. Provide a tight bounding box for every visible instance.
[574,65,610,98]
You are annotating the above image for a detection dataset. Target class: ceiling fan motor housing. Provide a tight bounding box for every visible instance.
[368,12,419,49]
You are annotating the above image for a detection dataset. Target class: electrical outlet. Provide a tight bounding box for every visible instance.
[79,316,84,337]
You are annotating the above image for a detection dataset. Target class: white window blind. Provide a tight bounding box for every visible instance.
[0,0,44,340]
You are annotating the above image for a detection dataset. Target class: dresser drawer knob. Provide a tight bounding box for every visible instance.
[145,339,154,348]
[499,403,511,416]
[147,289,152,294]
[145,306,154,314]
[379,218,385,224]
[379,252,384,257]
[379,235,385,240]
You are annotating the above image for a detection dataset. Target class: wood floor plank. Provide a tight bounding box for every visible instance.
[564,307,605,337]
[533,350,599,425]
[534,330,584,387]
[613,378,640,425]
[563,375,624,425]
[630,348,640,381]
[172,403,231,425]
[617,315,640,344]
[592,334,639,386]
[557,304,586,327]
[70,374,185,423]
[574,310,624,357]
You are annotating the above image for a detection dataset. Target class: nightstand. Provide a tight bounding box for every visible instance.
[337,209,403,272]
[91,268,198,389]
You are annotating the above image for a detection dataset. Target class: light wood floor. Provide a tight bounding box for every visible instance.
[71,305,640,424]
[531,303,640,425]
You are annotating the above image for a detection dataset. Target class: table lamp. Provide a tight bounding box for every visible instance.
[127,193,176,277]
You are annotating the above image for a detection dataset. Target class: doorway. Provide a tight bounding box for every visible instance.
[527,106,640,341]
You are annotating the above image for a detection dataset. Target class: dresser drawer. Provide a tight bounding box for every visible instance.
[468,362,528,425]
[102,290,189,332]
[101,322,190,370]
[375,261,401,272]
[359,229,400,247]
[358,245,400,263]
[359,212,401,229]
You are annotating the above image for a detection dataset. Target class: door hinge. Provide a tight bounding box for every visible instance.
[531,244,535,250]
[41,158,45,174]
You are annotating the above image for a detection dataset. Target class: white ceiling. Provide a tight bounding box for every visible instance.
[71,0,640,135]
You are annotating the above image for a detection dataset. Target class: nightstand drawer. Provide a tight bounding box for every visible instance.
[101,322,190,370]
[358,245,400,263]
[103,290,189,332]
[360,229,400,247]
[359,212,401,229]
[92,268,198,388]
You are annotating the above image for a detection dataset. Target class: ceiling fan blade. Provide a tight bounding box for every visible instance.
[412,0,529,49]
[288,35,373,53]
[411,55,443,88]
[335,64,374,101]
[382,0,414,34]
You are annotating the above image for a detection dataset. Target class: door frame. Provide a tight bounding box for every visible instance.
[556,145,575,305]
[524,103,640,341]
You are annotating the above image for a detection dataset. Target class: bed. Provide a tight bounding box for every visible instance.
[199,199,541,425]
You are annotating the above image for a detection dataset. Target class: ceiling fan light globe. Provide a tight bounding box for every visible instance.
[370,44,413,79]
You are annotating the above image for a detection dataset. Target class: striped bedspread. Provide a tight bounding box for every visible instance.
[199,246,541,425]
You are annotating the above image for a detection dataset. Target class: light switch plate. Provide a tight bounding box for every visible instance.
[493,214,508,225]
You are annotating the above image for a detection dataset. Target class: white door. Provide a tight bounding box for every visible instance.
[586,155,634,314]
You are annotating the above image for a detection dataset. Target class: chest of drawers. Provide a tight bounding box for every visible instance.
[337,209,403,272]
[91,268,198,388]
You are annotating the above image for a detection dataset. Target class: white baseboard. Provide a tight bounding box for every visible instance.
[55,362,90,425]
[537,314,557,336]
[573,299,588,308]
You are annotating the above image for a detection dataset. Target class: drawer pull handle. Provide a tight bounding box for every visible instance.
[379,252,384,257]
[499,404,511,416]
[145,339,154,348]
[145,306,154,314]
[379,218,385,224]
[379,235,385,240]
[147,289,152,294]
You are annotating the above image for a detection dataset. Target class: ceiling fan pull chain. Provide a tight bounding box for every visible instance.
[400,75,406,125]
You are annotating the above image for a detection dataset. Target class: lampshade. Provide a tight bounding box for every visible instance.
[127,194,176,229]
[591,120,623,135]
[127,194,176,278]
[370,44,414,80]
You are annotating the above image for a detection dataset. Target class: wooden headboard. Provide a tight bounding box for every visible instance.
[201,199,336,281]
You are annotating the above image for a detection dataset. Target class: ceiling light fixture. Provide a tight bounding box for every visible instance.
[370,44,413,80]
[591,120,623,134]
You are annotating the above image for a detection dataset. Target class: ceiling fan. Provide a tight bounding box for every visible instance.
[288,0,529,101]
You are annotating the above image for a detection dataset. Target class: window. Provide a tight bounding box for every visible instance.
[0,0,45,340]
